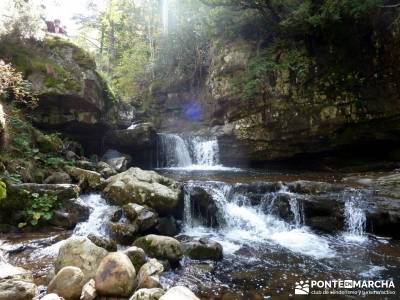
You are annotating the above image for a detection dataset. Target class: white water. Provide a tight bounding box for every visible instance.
[32,194,116,259]
[157,133,238,171]
[183,181,335,259]
[74,194,117,236]
[342,189,367,242]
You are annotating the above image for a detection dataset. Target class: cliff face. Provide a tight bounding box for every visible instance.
[0,35,135,153]
[153,22,400,167]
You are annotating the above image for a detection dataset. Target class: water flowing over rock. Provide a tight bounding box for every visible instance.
[54,236,108,283]
[103,168,181,215]
[95,252,136,297]
[156,133,223,169]
[48,266,85,300]
[134,235,183,264]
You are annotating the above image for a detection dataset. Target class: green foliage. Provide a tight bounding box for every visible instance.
[18,192,58,227]
[0,180,7,201]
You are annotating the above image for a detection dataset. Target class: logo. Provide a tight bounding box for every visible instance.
[295,280,310,295]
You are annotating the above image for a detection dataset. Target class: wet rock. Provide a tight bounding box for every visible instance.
[123,203,159,232]
[107,222,139,245]
[95,252,136,297]
[188,186,220,227]
[96,161,117,178]
[181,238,223,261]
[87,234,117,252]
[134,234,183,264]
[44,172,72,184]
[103,168,180,215]
[123,246,148,271]
[130,288,165,300]
[80,279,96,300]
[155,217,178,236]
[50,198,90,228]
[102,149,132,172]
[54,236,108,283]
[159,286,199,300]
[110,208,123,222]
[66,166,102,189]
[137,259,164,289]
[287,181,344,195]
[48,266,85,300]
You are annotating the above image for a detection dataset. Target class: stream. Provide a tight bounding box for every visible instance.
[1,133,400,299]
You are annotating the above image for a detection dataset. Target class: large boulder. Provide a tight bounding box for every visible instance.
[102,149,132,173]
[95,252,136,297]
[103,168,180,215]
[159,286,199,300]
[47,266,85,300]
[133,235,183,264]
[130,288,165,300]
[123,203,159,232]
[181,238,223,261]
[54,236,108,283]
[123,246,148,271]
[137,259,164,289]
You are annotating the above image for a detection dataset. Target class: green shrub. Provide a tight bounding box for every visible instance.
[18,192,58,227]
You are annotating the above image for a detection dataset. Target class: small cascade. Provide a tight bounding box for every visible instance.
[343,189,367,241]
[156,133,224,169]
[157,133,193,167]
[182,181,334,258]
[190,137,220,166]
[74,194,117,236]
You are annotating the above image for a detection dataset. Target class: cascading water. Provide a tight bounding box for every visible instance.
[74,194,117,236]
[343,189,367,242]
[157,133,193,167]
[183,181,334,258]
[157,133,229,170]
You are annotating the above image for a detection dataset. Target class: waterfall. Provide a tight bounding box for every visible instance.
[157,133,226,169]
[190,137,220,166]
[182,181,334,259]
[157,133,193,167]
[343,189,367,242]
[73,194,117,236]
